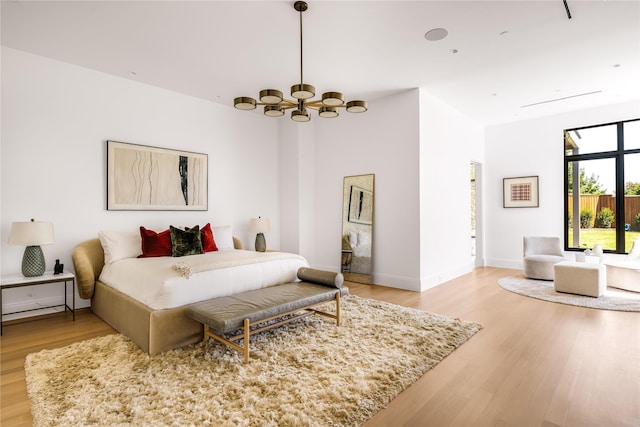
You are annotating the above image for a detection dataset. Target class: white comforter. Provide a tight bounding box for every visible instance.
[99,250,309,310]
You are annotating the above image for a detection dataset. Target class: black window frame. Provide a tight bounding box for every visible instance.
[564,117,640,254]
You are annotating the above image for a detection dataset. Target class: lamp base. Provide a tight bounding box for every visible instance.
[255,233,267,252]
[22,245,46,277]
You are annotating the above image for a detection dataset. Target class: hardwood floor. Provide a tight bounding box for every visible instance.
[1,267,639,426]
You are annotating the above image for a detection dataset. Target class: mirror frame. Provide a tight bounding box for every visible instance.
[341,174,375,284]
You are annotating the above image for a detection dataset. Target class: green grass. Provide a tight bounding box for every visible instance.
[568,229,640,252]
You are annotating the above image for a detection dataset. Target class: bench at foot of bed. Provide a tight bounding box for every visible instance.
[186,268,348,363]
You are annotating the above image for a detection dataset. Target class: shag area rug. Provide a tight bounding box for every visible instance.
[498,276,640,312]
[25,296,482,427]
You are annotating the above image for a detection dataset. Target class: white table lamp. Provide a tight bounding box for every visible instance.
[8,219,55,277]
[249,217,271,252]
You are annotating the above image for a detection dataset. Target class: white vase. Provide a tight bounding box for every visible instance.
[593,244,603,256]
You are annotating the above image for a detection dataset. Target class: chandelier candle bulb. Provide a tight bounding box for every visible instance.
[233,1,366,122]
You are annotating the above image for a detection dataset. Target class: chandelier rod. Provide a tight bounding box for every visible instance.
[298,2,304,85]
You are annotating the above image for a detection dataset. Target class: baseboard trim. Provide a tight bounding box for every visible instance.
[371,273,421,292]
[486,258,523,270]
[420,264,474,291]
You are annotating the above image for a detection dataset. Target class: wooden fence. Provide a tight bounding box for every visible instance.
[568,194,640,229]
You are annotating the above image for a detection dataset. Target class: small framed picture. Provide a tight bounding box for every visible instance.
[503,176,539,208]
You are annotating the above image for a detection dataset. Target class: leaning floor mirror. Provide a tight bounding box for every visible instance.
[341,174,375,284]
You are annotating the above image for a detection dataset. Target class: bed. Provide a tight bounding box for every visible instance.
[72,232,309,355]
[342,230,372,275]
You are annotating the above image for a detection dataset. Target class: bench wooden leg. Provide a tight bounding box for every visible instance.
[243,318,250,364]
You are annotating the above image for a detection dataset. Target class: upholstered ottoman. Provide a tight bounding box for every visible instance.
[554,261,606,297]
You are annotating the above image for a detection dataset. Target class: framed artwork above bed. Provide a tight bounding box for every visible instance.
[107,140,208,211]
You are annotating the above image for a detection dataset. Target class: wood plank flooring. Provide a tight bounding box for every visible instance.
[1,267,639,426]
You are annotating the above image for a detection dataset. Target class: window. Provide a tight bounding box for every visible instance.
[564,118,640,254]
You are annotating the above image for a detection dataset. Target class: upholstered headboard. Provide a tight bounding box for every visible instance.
[72,238,105,299]
[71,236,244,299]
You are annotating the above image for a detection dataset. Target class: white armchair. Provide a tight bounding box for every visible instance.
[605,237,640,293]
[523,236,567,281]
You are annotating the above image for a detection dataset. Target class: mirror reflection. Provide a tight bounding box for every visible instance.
[341,174,374,284]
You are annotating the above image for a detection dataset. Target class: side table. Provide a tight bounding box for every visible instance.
[575,253,606,264]
[1,271,75,335]
[341,250,353,273]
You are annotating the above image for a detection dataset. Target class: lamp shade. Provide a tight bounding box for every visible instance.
[346,100,368,113]
[322,91,344,106]
[249,217,271,234]
[291,83,315,100]
[234,97,257,110]
[259,89,284,104]
[291,110,311,122]
[264,105,285,117]
[319,106,339,118]
[8,220,55,246]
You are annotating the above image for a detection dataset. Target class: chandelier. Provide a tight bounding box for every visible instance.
[233,1,367,122]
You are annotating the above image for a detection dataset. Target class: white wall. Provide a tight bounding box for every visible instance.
[419,89,485,290]
[484,100,640,269]
[303,88,485,292]
[278,119,316,262]
[312,90,422,290]
[278,122,301,254]
[1,47,281,318]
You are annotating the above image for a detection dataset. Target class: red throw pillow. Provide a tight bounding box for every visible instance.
[138,226,172,257]
[200,223,218,252]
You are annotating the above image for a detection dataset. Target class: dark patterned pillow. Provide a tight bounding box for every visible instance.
[185,223,218,252]
[170,225,203,257]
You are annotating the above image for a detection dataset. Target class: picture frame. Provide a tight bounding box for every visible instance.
[503,176,539,208]
[348,185,374,224]
[107,140,208,211]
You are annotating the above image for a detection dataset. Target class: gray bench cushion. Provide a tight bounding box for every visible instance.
[187,282,347,334]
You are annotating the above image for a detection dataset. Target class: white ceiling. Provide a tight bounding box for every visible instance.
[2,0,639,125]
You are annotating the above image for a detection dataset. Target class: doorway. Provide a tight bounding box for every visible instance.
[470,162,483,266]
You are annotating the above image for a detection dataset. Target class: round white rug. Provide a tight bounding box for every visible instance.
[498,276,640,312]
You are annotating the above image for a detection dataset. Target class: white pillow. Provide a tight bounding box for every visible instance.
[357,230,371,246]
[349,232,358,247]
[98,230,142,264]
[212,226,234,250]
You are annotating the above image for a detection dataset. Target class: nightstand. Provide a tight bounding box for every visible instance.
[1,271,75,335]
[341,250,353,272]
